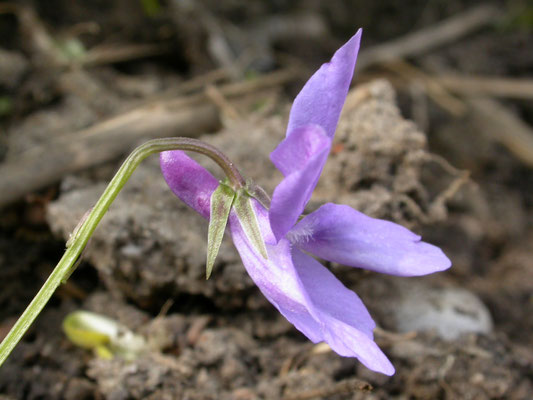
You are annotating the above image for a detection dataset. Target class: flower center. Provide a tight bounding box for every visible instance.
[286,224,314,244]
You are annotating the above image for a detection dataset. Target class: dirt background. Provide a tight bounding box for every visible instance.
[0,1,532,399]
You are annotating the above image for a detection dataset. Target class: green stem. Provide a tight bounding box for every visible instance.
[0,137,244,367]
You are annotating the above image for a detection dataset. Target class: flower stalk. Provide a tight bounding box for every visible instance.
[0,137,247,367]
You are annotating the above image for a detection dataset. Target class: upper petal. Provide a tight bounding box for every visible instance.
[160,150,219,219]
[271,124,330,177]
[230,202,394,376]
[269,125,331,241]
[291,203,452,276]
[286,29,361,139]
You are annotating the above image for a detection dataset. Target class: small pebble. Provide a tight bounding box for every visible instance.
[391,282,493,340]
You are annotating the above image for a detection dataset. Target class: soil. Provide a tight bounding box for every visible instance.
[1,1,532,399]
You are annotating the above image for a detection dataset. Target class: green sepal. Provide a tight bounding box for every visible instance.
[207,183,236,279]
[245,179,271,210]
[233,189,268,260]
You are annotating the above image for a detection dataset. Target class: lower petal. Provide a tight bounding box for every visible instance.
[291,203,451,276]
[230,203,394,375]
[292,249,395,375]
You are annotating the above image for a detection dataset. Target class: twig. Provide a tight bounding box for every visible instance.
[186,316,211,345]
[205,84,242,120]
[383,59,467,117]
[155,299,174,319]
[77,43,171,67]
[356,4,499,70]
[0,104,219,208]
[142,68,230,103]
[467,97,533,168]
[375,326,418,343]
[418,58,533,168]
[0,69,296,208]
[431,167,470,210]
[157,68,295,110]
[435,75,533,100]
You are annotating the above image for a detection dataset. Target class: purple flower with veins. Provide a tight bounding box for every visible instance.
[160,29,451,375]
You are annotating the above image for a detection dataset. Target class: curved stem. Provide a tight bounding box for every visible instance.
[0,137,244,367]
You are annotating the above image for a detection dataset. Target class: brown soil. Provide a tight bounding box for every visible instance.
[1,1,532,399]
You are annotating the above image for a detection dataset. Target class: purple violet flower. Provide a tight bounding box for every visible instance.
[160,29,451,376]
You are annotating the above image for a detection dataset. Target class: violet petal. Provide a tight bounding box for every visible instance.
[292,249,395,376]
[292,203,452,276]
[230,204,395,375]
[286,29,361,139]
[160,151,219,219]
[269,125,331,241]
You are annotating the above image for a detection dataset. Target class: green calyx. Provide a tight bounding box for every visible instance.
[244,179,271,210]
[206,183,236,279]
[206,181,268,279]
[233,188,269,260]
